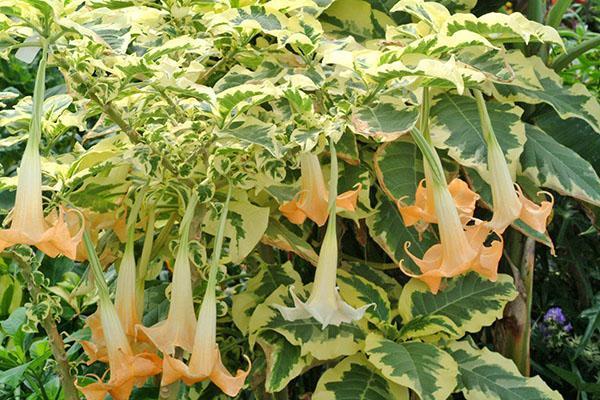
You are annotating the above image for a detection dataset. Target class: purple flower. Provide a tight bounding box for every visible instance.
[544,307,567,325]
[564,323,573,333]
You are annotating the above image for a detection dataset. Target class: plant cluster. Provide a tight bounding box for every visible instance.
[0,0,599,399]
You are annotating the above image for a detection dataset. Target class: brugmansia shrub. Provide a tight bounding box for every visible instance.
[0,0,599,399]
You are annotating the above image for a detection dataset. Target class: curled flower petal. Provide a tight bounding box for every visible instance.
[518,189,553,234]
[279,153,360,226]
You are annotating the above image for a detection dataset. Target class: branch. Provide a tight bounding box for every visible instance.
[552,36,600,72]
[8,253,80,400]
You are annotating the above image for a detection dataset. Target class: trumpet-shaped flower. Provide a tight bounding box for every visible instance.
[161,287,251,396]
[81,198,151,364]
[276,212,370,327]
[401,180,503,293]
[77,296,162,400]
[280,153,360,226]
[137,195,199,355]
[486,138,553,234]
[0,143,82,259]
[160,189,250,397]
[0,50,81,259]
[398,173,479,230]
[276,142,369,327]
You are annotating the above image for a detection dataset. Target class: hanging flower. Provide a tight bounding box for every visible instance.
[277,141,369,327]
[276,211,370,327]
[0,48,81,259]
[400,179,503,293]
[398,173,479,231]
[77,296,162,400]
[137,194,199,355]
[81,194,151,364]
[279,152,360,226]
[486,138,553,234]
[0,143,83,259]
[475,89,553,234]
[161,287,251,396]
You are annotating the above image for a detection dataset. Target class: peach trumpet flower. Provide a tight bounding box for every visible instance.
[401,178,502,293]
[78,297,162,400]
[77,231,161,400]
[398,168,479,230]
[137,194,199,355]
[276,141,369,327]
[473,90,553,235]
[81,194,151,364]
[486,133,553,234]
[0,49,81,259]
[161,188,250,397]
[280,152,360,226]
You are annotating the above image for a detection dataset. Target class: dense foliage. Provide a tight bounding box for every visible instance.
[0,0,599,399]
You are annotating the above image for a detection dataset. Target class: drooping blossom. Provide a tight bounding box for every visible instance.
[474,90,553,235]
[398,164,479,231]
[77,231,161,400]
[276,142,369,327]
[400,178,503,293]
[280,152,360,226]
[137,194,199,355]
[81,194,151,364]
[0,50,81,259]
[161,188,250,396]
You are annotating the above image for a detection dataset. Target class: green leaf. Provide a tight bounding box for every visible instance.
[374,139,425,204]
[430,93,525,175]
[365,333,458,400]
[257,331,313,393]
[218,117,281,157]
[520,124,600,206]
[320,0,399,42]
[532,107,600,172]
[575,294,600,360]
[495,56,600,133]
[366,192,437,270]
[261,219,319,266]
[337,269,392,323]
[398,273,517,339]
[313,353,409,400]
[0,362,31,387]
[448,341,563,400]
[351,102,419,142]
[444,12,563,46]
[232,261,302,334]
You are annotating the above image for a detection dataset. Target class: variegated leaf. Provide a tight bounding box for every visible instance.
[398,273,517,339]
[495,56,600,133]
[520,124,600,206]
[374,139,425,204]
[342,262,403,305]
[337,269,392,323]
[430,93,525,175]
[217,117,281,157]
[320,0,399,42]
[313,353,409,400]
[366,193,437,271]
[232,261,302,334]
[351,102,419,142]
[390,0,451,32]
[532,108,600,172]
[448,341,563,400]
[261,219,319,266]
[443,12,563,47]
[257,331,313,393]
[365,333,458,400]
[203,200,270,263]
